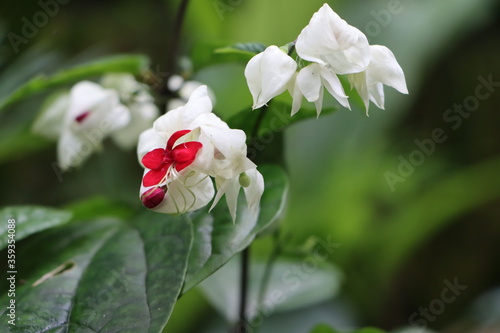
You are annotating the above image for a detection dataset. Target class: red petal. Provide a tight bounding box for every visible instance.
[142,168,168,187]
[141,187,166,209]
[142,148,166,169]
[172,142,203,171]
[167,129,191,150]
[75,111,91,123]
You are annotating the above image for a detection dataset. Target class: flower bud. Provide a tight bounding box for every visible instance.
[239,172,251,188]
[141,187,166,209]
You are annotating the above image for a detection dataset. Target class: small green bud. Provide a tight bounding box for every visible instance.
[239,172,251,188]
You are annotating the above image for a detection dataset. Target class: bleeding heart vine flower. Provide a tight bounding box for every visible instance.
[101,73,159,149]
[138,85,264,220]
[348,45,408,112]
[243,3,407,116]
[244,45,297,109]
[33,80,130,170]
[295,3,371,74]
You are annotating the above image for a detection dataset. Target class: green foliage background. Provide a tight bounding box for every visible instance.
[0,0,499,332]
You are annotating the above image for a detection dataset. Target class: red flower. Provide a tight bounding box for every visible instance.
[141,129,202,187]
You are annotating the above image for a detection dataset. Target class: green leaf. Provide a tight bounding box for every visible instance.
[0,130,52,164]
[227,101,338,142]
[0,54,149,112]
[215,42,267,56]
[64,196,136,221]
[377,156,500,278]
[200,253,342,322]
[310,324,341,333]
[182,164,288,292]
[191,42,265,72]
[0,210,193,332]
[0,206,72,250]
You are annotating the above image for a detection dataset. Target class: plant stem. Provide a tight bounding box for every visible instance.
[231,247,251,333]
[250,104,269,144]
[162,0,191,95]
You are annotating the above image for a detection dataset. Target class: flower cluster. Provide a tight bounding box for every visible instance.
[245,3,408,116]
[32,73,159,170]
[137,85,264,220]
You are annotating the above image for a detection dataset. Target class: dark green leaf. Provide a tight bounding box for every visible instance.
[0,206,72,250]
[182,164,288,292]
[0,54,149,112]
[64,196,136,221]
[0,210,193,333]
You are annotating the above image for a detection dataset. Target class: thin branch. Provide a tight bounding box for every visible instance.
[162,0,191,95]
[230,247,251,333]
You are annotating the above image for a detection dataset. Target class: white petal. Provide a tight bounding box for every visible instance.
[320,66,350,109]
[210,176,241,222]
[287,72,303,116]
[155,85,212,133]
[137,128,167,164]
[67,81,110,122]
[297,64,322,103]
[314,86,324,117]
[100,73,138,99]
[348,72,369,110]
[243,168,264,217]
[368,81,385,110]
[68,81,130,135]
[57,129,99,170]
[245,45,297,109]
[322,26,370,74]
[32,90,70,140]
[112,102,159,149]
[143,170,215,214]
[368,45,408,94]
[296,4,345,65]
[295,3,370,73]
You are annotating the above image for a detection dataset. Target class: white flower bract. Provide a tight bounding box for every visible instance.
[244,45,297,109]
[348,45,408,112]
[243,3,408,116]
[32,74,158,170]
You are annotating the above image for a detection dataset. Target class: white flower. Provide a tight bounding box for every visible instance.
[33,81,129,170]
[101,73,159,149]
[288,63,350,116]
[348,45,408,112]
[295,3,370,74]
[245,45,297,109]
[138,85,263,219]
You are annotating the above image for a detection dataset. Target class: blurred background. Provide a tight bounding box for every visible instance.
[0,0,499,332]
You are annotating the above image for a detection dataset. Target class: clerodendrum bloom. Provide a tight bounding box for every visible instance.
[244,3,408,115]
[138,85,264,220]
[244,45,297,109]
[347,45,408,111]
[32,74,158,170]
